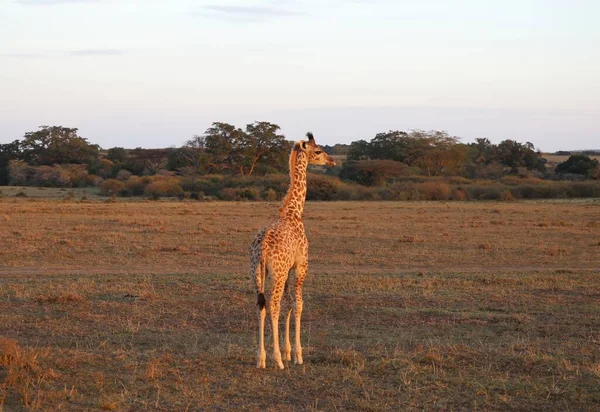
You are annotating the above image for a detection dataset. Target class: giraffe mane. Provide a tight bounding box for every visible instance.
[279,142,301,216]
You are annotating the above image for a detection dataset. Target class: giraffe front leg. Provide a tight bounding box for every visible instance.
[294,262,307,365]
[293,299,303,365]
[284,309,292,361]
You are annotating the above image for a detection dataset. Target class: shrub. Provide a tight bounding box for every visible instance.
[100,179,125,196]
[445,176,472,185]
[340,159,410,186]
[306,174,340,200]
[144,179,184,199]
[452,188,468,201]
[62,164,89,187]
[219,187,238,200]
[116,169,132,181]
[86,174,103,187]
[564,181,600,198]
[415,182,451,200]
[123,176,152,196]
[263,188,278,201]
[502,190,516,201]
[189,191,205,201]
[352,185,378,200]
[30,165,71,187]
[8,160,34,186]
[555,154,599,177]
[236,187,260,200]
[466,184,504,200]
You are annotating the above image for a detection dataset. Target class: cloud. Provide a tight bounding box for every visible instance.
[15,0,102,5]
[1,52,50,58]
[66,49,129,56]
[2,49,129,58]
[198,4,305,21]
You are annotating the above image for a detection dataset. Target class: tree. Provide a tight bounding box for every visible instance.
[322,144,350,156]
[174,135,209,173]
[0,140,22,185]
[242,122,287,175]
[21,126,99,165]
[555,155,599,178]
[203,122,246,173]
[469,138,496,165]
[340,159,409,186]
[347,139,371,161]
[368,131,411,162]
[347,130,465,176]
[407,130,464,176]
[197,121,288,175]
[106,147,128,164]
[496,140,546,173]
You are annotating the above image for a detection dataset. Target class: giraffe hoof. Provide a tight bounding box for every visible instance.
[284,351,292,361]
[276,361,285,370]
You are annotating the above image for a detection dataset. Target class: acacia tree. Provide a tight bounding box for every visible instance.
[496,140,546,173]
[202,122,246,173]
[405,130,463,176]
[176,135,209,173]
[242,121,287,175]
[180,121,288,175]
[0,140,22,185]
[21,126,99,166]
[556,155,599,178]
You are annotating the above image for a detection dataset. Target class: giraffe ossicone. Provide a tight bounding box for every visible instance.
[250,132,336,369]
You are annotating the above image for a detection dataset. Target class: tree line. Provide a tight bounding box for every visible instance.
[1,123,599,188]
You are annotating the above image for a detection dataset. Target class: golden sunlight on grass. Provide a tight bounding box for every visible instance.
[1,198,599,410]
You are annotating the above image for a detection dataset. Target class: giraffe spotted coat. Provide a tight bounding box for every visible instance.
[250,133,336,369]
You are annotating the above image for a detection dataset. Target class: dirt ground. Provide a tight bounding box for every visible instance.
[1,198,599,410]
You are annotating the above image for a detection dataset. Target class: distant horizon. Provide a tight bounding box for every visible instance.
[2,104,598,153]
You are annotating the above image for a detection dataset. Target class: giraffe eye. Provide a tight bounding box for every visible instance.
[315,151,322,155]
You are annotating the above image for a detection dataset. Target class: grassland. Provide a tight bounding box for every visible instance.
[1,197,599,411]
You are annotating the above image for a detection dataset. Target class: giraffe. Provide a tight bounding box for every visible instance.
[250,132,336,369]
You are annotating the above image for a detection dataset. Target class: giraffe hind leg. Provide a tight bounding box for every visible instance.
[269,268,287,369]
[283,271,294,362]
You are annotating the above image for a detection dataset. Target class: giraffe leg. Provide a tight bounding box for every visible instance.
[257,304,266,368]
[269,275,286,369]
[283,272,293,362]
[284,309,292,362]
[293,261,307,365]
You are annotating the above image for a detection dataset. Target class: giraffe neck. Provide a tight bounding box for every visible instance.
[280,145,308,220]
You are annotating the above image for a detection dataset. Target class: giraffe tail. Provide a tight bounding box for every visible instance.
[256,253,267,310]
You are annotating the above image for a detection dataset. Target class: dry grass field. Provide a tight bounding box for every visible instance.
[1,197,599,411]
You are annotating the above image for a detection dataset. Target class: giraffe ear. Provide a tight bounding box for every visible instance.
[301,141,307,150]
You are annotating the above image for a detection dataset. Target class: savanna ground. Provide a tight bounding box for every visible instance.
[1,193,599,411]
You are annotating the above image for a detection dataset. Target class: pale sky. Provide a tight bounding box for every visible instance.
[1,0,599,151]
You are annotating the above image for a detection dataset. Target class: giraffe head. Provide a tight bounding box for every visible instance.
[298,132,336,167]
